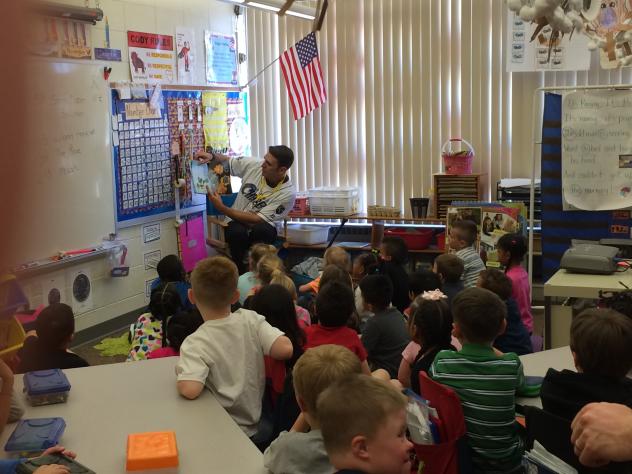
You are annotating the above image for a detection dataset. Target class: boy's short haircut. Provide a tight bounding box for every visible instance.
[320,264,352,290]
[293,345,362,418]
[434,254,464,283]
[324,246,351,272]
[360,275,393,311]
[317,374,407,456]
[36,303,75,350]
[270,273,298,300]
[316,281,355,327]
[571,308,632,378]
[191,256,238,308]
[249,243,277,267]
[381,236,409,264]
[156,254,186,282]
[478,269,513,301]
[256,254,285,285]
[409,270,442,297]
[452,220,478,246]
[452,287,506,344]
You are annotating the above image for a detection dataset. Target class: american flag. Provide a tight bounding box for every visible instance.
[279,32,327,120]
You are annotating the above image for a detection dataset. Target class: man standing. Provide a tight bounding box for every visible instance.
[195,146,296,273]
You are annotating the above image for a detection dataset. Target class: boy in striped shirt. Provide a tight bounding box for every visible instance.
[448,220,485,288]
[430,287,527,473]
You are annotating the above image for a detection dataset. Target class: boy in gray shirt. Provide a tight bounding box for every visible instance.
[264,345,362,474]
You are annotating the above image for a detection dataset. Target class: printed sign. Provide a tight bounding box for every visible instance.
[142,222,161,244]
[128,31,176,84]
[124,102,162,120]
[204,31,238,87]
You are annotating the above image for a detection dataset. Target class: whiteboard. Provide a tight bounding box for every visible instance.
[14,59,115,266]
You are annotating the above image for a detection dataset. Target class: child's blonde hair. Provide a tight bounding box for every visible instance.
[317,374,407,455]
[256,254,285,285]
[324,246,351,272]
[293,345,362,419]
[190,256,238,309]
[270,273,298,300]
[249,243,277,271]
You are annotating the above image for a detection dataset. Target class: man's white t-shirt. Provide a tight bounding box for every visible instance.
[175,309,284,436]
[228,157,296,225]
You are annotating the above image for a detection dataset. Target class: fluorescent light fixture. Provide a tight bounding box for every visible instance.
[219,0,316,20]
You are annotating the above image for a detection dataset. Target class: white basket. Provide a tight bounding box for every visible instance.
[286,224,330,245]
[308,186,360,216]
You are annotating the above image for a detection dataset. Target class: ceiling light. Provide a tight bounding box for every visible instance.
[219,0,316,21]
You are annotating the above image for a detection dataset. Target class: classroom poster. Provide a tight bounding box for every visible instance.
[562,90,632,211]
[204,31,238,87]
[28,17,92,59]
[176,27,196,84]
[127,31,176,84]
[505,11,590,72]
[227,92,251,157]
[202,92,229,149]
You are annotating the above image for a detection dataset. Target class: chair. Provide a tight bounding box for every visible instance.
[525,406,632,473]
[412,372,471,474]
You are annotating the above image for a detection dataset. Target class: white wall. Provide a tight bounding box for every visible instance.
[21,0,236,332]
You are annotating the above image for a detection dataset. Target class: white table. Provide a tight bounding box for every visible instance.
[517,346,574,408]
[544,269,631,348]
[0,358,265,473]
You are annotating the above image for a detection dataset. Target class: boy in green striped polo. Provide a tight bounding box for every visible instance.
[429,287,527,474]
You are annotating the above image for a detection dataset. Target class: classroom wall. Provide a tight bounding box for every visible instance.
[20,0,236,332]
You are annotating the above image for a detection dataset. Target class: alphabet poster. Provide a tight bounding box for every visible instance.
[128,31,176,84]
[562,90,632,211]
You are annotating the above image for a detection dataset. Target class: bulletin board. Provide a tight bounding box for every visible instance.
[111,88,249,227]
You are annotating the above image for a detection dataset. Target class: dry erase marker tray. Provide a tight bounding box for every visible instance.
[4,417,66,457]
[23,369,71,406]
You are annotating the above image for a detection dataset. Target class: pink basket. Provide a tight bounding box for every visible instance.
[442,138,474,175]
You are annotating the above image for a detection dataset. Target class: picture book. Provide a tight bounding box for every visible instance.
[480,207,520,267]
[191,161,210,195]
[205,147,232,195]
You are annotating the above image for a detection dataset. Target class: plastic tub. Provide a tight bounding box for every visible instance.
[308,187,359,216]
[4,417,66,457]
[436,232,446,250]
[384,228,434,250]
[286,224,330,245]
[23,369,71,406]
[0,316,26,361]
[127,431,179,472]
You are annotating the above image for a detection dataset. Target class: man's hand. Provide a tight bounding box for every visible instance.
[571,402,632,467]
[194,150,213,164]
[207,189,226,213]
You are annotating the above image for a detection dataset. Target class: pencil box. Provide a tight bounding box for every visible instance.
[23,369,71,406]
[16,453,95,474]
[4,417,66,457]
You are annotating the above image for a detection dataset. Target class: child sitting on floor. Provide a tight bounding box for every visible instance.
[243,254,286,308]
[404,269,442,319]
[263,344,363,474]
[146,309,204,359]
[150,254,193,310]
[541,308,632,421]
[407,291,455,394]
[477,269,532,356]
[304,281,371,375]
[299,246,351,295]
[17,303,89,373]
[238,243,278,305]
[379,236,410,313]
[271,273,311,328]
[128,282,184,361]
[318,374,413,474]
[448,220,485,288]
[430,287,528,473]
[360,275,410,379]
[175,256,293,447]
[432,253,464,306]
[352,252,380,326]
[497,233,533,333]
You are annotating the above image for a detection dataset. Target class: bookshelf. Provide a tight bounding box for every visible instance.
[433,174,484,219]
